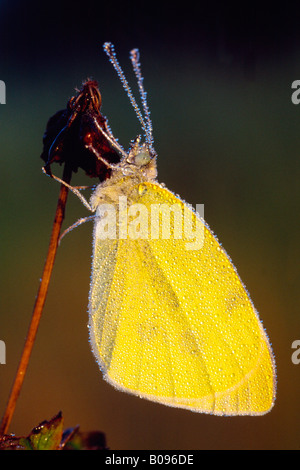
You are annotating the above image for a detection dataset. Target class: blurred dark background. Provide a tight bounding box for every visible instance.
[0,0,300,450]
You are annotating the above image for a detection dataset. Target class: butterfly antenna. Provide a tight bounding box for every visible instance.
[103,42,148,143]
[129,48,154,149]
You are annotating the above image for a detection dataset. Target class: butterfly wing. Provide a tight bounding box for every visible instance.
[88,182,276,415]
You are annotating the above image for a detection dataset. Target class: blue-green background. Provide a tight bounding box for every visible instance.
[0,0,299,450]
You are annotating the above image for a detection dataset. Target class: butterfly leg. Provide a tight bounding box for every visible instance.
[42,166,94,212]
[59,215,96,243]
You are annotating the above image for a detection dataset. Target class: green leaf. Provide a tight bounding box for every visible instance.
[0,412,107,450]
[26,411,64,450]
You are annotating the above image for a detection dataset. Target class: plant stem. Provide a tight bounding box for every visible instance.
[0,163,72,435]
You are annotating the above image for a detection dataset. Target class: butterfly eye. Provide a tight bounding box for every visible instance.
[134,148,152,166]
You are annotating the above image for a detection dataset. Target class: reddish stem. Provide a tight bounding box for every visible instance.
[0,164,72,435]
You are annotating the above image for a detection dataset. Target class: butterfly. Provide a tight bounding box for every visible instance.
[46,42,276,416]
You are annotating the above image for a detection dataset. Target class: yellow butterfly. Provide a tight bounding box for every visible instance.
[50,43,276,416]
